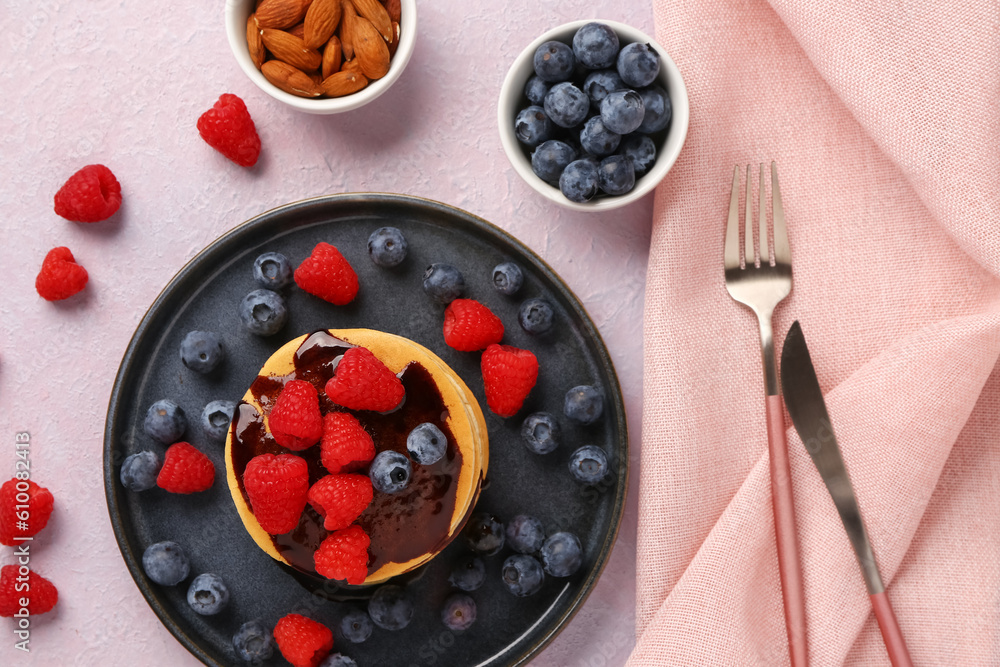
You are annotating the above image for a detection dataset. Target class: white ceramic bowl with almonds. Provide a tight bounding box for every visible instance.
[226,0,416,114]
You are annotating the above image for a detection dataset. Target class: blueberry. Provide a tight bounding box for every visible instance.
[368,585,414,630]
[518,297,554,335]
[600,90,645,135]
[232,619,275,663]
[543,82,590,129]
[533,40,575,82]
[579,115,621,157]
[201,399,236,442]
[620,134,657,176]
[448,554,486,591]
[144,399,186,444]
[531,140,578,184]
[422,263,465,304]
[540,531,583,577]
[617,42,660,88]
[252,251,293,290]
[492,261,524,296]
[501,554,545,597]
[120,451,161,491]
[523,75,552,105]
[239,288,287,336]
[568,445,610,485]
[179,330,225,374]
[406,422,447,465]
[463,512,505,555]
[598,154,636,196]
[559,159,600,203]
[142,541,190,586]
[564,385,604,423]
[339,609,373,644]
[441,593,477,632]
[582,69,626,106]
[514,106,555,148]
[636,85,671,133]
[520,412,560,455]
[505,515,546,554]
[572,22,620,69]
[186,572,229,615]
[369,450,412,494]
[367,226,408,268]
[319,654,358,667]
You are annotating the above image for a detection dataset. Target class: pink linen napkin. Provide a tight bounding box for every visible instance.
[632,1,1000,665]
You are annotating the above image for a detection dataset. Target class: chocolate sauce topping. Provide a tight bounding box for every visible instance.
[230,330,463,579]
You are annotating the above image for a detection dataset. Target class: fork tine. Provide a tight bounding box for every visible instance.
[725,165,740,269]
[759,163,769,264]
[771,161,791,264]
[744,165,753,266]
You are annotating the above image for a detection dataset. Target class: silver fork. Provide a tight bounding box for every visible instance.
[724,162,807,666]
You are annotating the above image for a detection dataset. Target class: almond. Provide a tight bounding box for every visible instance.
[247,14,265,70]
[352,16,390,80]
[261,59,324,97]
[288,22,306,39]
[339,0,356,60]
[352,0,392,41]
[386,20,399,58]
[255,0,308,29]
[261,29,323,72]
[383,0,401,24]
[321,70,368,97]
[341,57,362,74]
[304,0,342,49]
[321,35,343,78]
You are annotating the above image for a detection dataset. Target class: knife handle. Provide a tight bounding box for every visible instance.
[766,394,809,667]
[870,591,914,667]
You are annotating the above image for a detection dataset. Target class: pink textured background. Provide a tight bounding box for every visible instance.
[0,2,656,665]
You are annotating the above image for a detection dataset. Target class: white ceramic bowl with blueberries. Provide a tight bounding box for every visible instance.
[498,20,689,211]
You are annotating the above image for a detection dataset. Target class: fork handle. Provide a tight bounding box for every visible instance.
[767,394,809,667]
[870,592,914,667]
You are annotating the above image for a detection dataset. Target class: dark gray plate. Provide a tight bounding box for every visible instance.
[103,193,627,666]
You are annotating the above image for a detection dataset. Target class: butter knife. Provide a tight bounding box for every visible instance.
[780,321,914,667]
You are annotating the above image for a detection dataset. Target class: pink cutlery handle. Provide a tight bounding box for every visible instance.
[766,394,809,667]
[870,592,914,667]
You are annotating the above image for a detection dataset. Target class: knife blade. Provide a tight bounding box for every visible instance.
[780,320,914,667]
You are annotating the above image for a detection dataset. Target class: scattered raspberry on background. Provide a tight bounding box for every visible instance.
[156,442,215,494]
[324,346,405,412]
[53,164,122,222]
[319,412,375,474]
[196,93,261,167]
[243,453,310,535]
[0,566,58,617]
[0,478,54,546]
[268,380,324,451]
[314,525,371,585]
[308,474,373,531]
[294,242,359,306]
[443,298,505,351]
[35,246,89,301]
[273,613,335,667]
[481,343,539,417]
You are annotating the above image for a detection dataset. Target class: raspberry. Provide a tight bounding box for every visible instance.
[196,93,261,167]
[0,479,54,546]
[243,453,309,535]
[35,246,88,301]
[273,613,335,667]
[481,344,539,417]
[443,298,505,351]
[319,412,375,474]
[53,164,122,222]
[0,566,58,617]
[314,525,370,585]
[325,346,405,412]
[156,442,215,493]
[308,474,373,531]
[294,243,359,306]
[268,380,323,451]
